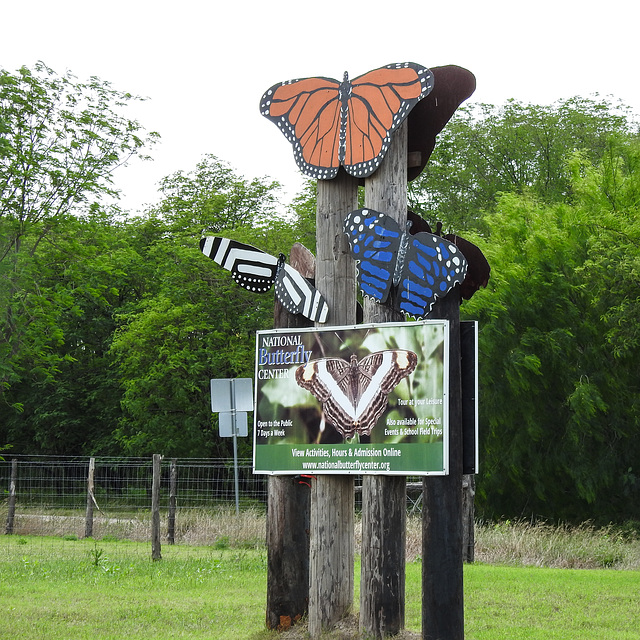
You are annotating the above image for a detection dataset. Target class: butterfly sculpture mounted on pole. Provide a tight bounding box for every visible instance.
[199,236,329,323]
[343,209,468,319]
[260,62,434,179]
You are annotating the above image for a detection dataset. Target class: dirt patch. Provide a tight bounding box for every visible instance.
[277,613,421,639]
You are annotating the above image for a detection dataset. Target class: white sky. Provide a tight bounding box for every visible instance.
[2,0,639,213]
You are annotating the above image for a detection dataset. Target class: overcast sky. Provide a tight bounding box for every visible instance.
[2,0,639,213]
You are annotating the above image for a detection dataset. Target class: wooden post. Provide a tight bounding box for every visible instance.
[151,454,162,561]
[5,458,17,535]
[360,121,408,638]
[84,457,95,538]
[168,458,177,545]
[309,171,358,638]
[422,290,464,640]
[266,243,314,631]
[266,476,311,630]
[462,474,475,563]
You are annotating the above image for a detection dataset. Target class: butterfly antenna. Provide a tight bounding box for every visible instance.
[435,221,443,237]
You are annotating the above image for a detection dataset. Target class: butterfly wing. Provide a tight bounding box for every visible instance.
[276,262,329,323]
[352,350,418,436]
[260,76,342,179]
[200,236,278,292]
[344,63,434,178]
[343,209,402,303]
[397,232,468,318]
[296,357,357,438]
[295,350,417,438]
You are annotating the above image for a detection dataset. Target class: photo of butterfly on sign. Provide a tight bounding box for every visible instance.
[253,320,450,476]
[260,62,434,180]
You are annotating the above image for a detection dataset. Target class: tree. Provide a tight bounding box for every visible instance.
[462,141,640,522]
[0,62,159,408]
[409,96,638,231]
[108,158,295,457]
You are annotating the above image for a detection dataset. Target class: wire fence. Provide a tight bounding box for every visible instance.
[1,455,269,546]
[1,455,426,550]
[1,455,267,512]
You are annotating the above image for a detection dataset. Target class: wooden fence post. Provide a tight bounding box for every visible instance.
[266,244,314,631]
[422,290,464,639]
[5,458,17,535]
[84,457,95,538]
[151,454,162,561]
[309,171,358,638]
[360,120,408,638]
[168,458,177,545]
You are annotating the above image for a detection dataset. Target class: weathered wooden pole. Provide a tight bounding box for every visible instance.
[84,457,95,538]
[309,171,359,638]
[422,289,464,639]
[151,453,162,561]
[360,121,408,638]
[266,243,313,632]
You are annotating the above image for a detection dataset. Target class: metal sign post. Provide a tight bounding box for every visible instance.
[211,378,253,515]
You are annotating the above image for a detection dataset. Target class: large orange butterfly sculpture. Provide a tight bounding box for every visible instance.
[260,62,434,180]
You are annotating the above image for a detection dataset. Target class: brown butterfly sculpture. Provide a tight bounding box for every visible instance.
[295,350,417,439]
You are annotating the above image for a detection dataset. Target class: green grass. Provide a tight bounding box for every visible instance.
[1,535,639,639]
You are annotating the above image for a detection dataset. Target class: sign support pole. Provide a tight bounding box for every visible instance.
[359,120,408,638]
[309,170,359,638]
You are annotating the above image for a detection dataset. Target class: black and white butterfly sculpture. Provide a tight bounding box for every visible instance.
[199,236,329,323]
[343,209,468,318]
[295,349,417,439]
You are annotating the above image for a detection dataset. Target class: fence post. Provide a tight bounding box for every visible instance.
[168,459,177,545]
[151,454,162,560]
[5,459,17,535]
[84,457,96,538]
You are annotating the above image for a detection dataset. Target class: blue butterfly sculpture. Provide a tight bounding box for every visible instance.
[343,209,468,318]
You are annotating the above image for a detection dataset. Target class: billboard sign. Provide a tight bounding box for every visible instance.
[253,320,449,475]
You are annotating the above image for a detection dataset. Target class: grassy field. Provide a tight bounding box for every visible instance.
[1,520,639,640]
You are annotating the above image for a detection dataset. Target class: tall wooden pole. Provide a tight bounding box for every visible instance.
[309,171,359,638]
[266,244,313,632]
[359,121,408,638]
[422,289,464,639]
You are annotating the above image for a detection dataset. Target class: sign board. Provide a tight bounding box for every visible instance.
[210,378,253,413]
[253,320,449,475]
[219,411,249,438]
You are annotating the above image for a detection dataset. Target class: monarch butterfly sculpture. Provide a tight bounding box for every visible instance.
[260,62,434,179]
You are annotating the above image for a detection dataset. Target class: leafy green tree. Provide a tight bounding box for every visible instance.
[0,62,158,408]
[409,96,637,231]
[108,158,297,457]
[464,141,640,522]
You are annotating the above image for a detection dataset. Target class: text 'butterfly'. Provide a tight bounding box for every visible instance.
[260,63,434,180]
[343,209,468,319]
[295,350,417,439]
[200,236,329,323]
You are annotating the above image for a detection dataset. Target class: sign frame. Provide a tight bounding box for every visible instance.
[253,319,449,476]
